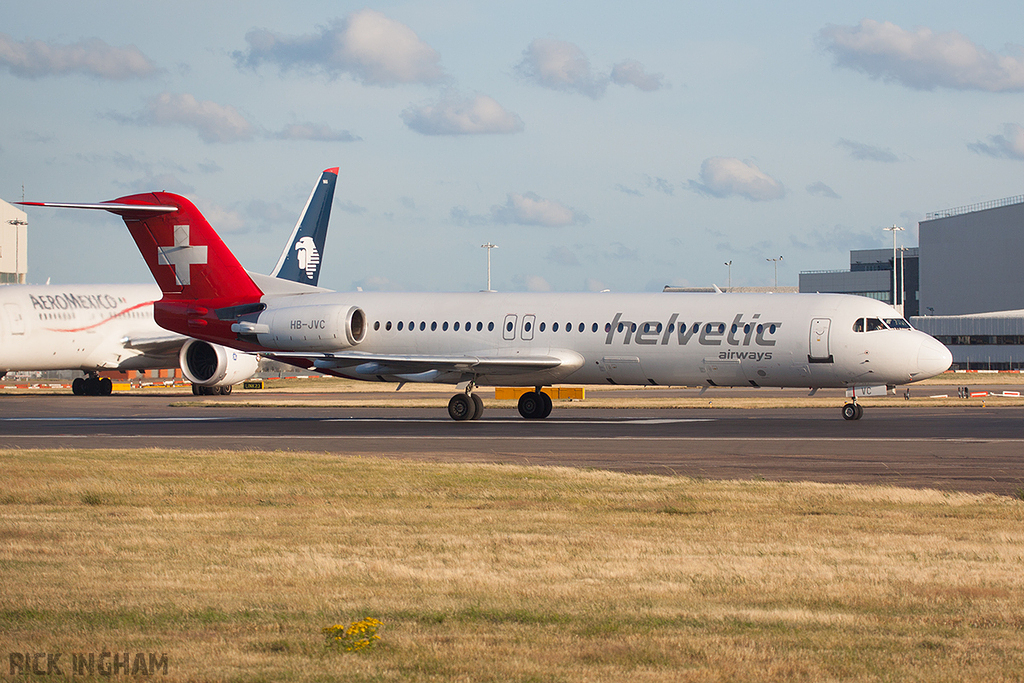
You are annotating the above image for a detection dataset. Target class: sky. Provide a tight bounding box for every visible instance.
[2,1,1023,293]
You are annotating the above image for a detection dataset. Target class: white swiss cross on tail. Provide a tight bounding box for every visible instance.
[157,224,208,286]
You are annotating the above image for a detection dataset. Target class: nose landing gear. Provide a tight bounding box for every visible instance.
[841,402,864,420]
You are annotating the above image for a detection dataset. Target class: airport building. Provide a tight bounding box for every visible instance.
[798,195,1024,370]
[0,198,28,284]
[799,248,919,317]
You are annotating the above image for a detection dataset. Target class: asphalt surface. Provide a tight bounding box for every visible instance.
[1,392,1022,495]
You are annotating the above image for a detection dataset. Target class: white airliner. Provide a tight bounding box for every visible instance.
[21,178,952,419]
[5,168,338,395]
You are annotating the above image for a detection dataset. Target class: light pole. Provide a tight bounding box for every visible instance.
[766,256,782,289]
[724,260,732,291]
[481,242,497,292]
[883,225,904,314]
[7,218,27,284]
[898,245,907,318]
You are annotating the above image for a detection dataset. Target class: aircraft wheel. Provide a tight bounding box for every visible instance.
[99,378,113,396]
[470,393,484,420]
[538,391,553,418]
[72,378,85,396]
[855,403,864,420]
[84,376,100,396]
[842,403,859,421]
[219,385,233,395]
[448,393,477,421]
[192,384,201,395]
[517,391,550,419]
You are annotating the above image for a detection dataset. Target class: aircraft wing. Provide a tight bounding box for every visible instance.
[267,350,581,381]
[120,333,187,357]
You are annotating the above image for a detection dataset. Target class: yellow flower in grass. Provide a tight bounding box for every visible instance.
[323,618,382,652]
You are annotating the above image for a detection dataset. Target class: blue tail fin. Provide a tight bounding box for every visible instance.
[271,167,337,286]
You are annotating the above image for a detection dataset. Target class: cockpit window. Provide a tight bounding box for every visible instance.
[853,318,864,332]
[866,318,886,331]
[884,318,912,330]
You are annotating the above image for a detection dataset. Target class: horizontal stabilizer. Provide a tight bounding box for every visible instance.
[18,201,177,217]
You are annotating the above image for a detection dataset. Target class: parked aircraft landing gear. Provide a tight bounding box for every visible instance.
[841,402,864,420]
[192,384,233,395]
[517,389,552,419]
[72,375,112,396]
[448,389,484,421]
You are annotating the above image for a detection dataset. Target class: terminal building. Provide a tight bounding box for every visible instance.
[800,248,919,317]
[799,195,1024,370]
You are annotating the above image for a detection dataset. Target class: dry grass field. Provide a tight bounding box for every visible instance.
[2,448,1023,682]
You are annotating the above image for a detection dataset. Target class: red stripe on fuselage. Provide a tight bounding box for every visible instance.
[41,300,156,333]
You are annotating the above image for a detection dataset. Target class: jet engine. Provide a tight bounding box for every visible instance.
[179,339,260,388]
[253,304,366,351]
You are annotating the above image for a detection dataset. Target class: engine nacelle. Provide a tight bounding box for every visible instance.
[180,339,260,387]
[254,305,366,351]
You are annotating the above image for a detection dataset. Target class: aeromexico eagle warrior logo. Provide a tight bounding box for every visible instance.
[156,224,207,286]
[294,236,320,280]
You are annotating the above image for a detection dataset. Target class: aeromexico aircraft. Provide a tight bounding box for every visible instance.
[7,168,337,396]
[22,178,952,419]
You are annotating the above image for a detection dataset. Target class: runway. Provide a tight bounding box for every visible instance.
[1,393,1022,495]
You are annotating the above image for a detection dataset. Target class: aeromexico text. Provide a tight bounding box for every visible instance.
[29,293,122,311]
[606,312,780,359]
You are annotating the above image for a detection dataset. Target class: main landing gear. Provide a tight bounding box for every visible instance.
[517,388,552,420]
[71,374,112,396]
[841,401,864,420]
[192,384,233,396]
[446,386,554,421]
[448,387,485,421]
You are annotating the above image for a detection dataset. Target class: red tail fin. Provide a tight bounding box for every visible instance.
[109,192,263,304]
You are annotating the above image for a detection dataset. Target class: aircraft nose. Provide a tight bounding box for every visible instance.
[915,335,952,379]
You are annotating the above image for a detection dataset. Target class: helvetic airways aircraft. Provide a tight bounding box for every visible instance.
[8,168,337,396]
[22,176,952,420]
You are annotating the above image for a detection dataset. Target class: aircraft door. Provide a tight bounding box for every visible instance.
[502,314,517,341]
[809,317,832,363]
[521,314,535,341]
[4,303,25,335]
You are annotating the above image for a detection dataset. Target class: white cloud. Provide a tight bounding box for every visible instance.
[127,93,255,143]
[491,192,585,227]
[525,275,552,292]
[0,33,158,79]
[546,246,580,266]
[806,181,841,199]
[237,10,444,86]
[353,275,405,291]
[819,19,1024,92]
[644,175,675,196]
[610,59,665,91]
[516,38,607,98]
[605,242,639,261]
[837,138,900,162]
[689,157,785,201]
[193,201,246,234]
[118,173,195,195]
[273,123,360,142]
[402,94,524,135]
[968,123,1024,160]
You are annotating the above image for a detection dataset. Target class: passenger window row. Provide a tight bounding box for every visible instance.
[369,320,778,335]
